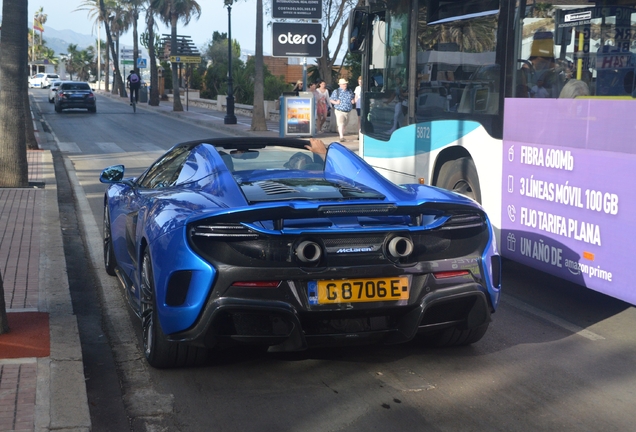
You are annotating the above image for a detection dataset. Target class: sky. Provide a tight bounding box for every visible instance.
[21,0,267,55]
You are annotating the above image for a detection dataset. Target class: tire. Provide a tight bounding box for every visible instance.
[422,323,489,347]
[55,104,62,113]
[89,107,97,113]
[140,251,209,368]
[103,206,117,276]
[436,157,482,204]
[49,98,53,103]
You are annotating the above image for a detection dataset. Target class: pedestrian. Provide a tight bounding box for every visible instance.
[329,78,355,141]
[315,80,329,133]
[353,76,362,132]
[292,80,303,95]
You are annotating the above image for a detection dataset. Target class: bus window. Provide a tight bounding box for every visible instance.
[514,3,636,99]
[365,1,411,138]
[415,3,501,120]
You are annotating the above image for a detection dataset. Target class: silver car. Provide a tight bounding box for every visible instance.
[48,81,63,103]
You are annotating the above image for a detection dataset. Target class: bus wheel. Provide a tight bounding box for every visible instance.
[437,157,481,204]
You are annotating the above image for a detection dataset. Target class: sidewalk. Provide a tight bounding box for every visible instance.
[96,90,361,152]
[1,150,90,431]
[0,90,359,432]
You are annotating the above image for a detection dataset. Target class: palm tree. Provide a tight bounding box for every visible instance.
[144,5,161,106]
[151,0,202,112]
[34,7,48,46]
[120,0,145,75]
[0,0,31,332]
[250,0,267,131]
[76,0,114,90]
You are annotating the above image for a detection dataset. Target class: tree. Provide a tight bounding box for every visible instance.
[76,0,116,91]
[152,0,202,112]
[0,0,30,334]
[34,7,47,49]
[315,0,360,87]
[141,15,162,106]
[250,0,267,131]
[121,0,144,72]
[201,32,241,99]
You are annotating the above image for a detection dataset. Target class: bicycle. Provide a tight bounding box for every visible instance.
[131,97,136,113]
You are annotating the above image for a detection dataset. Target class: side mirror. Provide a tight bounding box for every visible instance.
[100,165,125,183]
[348,8,369,54]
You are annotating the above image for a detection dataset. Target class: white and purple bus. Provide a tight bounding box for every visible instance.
[349,0,636,304]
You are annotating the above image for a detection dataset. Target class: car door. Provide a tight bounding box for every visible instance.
[115,144,194,308]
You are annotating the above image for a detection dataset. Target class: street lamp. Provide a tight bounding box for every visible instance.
[224,0,237,124]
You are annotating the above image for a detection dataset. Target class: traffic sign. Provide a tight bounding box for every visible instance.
[169,55,201,64]
[137,58,147,68]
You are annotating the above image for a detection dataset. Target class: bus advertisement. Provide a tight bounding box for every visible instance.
[349,0,636,304]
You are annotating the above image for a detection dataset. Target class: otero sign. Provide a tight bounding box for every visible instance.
[272,23,322,58]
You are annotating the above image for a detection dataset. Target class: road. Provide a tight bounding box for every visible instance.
[33,89,636,431]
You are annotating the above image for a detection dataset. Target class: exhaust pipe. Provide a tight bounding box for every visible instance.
[387,236,414,258]
[295,241,322,263]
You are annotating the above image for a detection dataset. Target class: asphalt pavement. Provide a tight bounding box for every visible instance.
[0,90,358,432]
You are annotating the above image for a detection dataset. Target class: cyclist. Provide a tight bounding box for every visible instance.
[127,69,141,106]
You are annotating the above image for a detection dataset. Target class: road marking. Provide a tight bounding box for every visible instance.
[502,296,605,341]
[58,142,81,153]
[134,142,165,153]
[95,142,126,153]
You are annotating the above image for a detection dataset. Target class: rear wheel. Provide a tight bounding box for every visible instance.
[103,206,117,276]
[436,157,481,204]
[54,104,62,113]
[422,323,489,347]
[140,251,209,368]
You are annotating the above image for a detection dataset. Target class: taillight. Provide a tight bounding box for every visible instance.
[432,270,470,279]
[87,93,95,99]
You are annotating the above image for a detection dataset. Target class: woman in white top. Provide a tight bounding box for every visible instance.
[315,80,329,133]
[353,76,362,132]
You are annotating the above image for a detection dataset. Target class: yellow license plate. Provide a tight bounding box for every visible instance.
[309,277,410,305]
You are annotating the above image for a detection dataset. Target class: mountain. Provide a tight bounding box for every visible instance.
[42,27,98,56]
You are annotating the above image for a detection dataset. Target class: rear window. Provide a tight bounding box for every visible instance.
[61,83,91,90]
[47,74,59,79]
[214,145,324,172]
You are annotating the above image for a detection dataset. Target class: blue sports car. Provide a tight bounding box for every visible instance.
[100,137,501,368]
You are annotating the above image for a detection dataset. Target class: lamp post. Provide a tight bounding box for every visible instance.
[224,0,237,124]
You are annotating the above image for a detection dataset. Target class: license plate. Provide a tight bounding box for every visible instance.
[70,94,83,98]
[308,277,409,305]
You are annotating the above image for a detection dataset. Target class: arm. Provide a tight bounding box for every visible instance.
[305,138,328,160]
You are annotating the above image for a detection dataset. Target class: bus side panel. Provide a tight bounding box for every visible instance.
[362,121,503,238]
[502,98,636,305]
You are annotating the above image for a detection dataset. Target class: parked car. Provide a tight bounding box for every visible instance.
[100,137,501,368]
[48,81,63,103]
[29,73,60,88]
[54,81,96,113]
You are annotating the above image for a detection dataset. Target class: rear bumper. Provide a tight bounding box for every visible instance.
[58,100,96,109]
[168,282,492,351]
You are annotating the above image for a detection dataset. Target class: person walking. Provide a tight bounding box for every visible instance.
[315,80,329,133]
[329,78,355,141]
[353,76,363,132]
